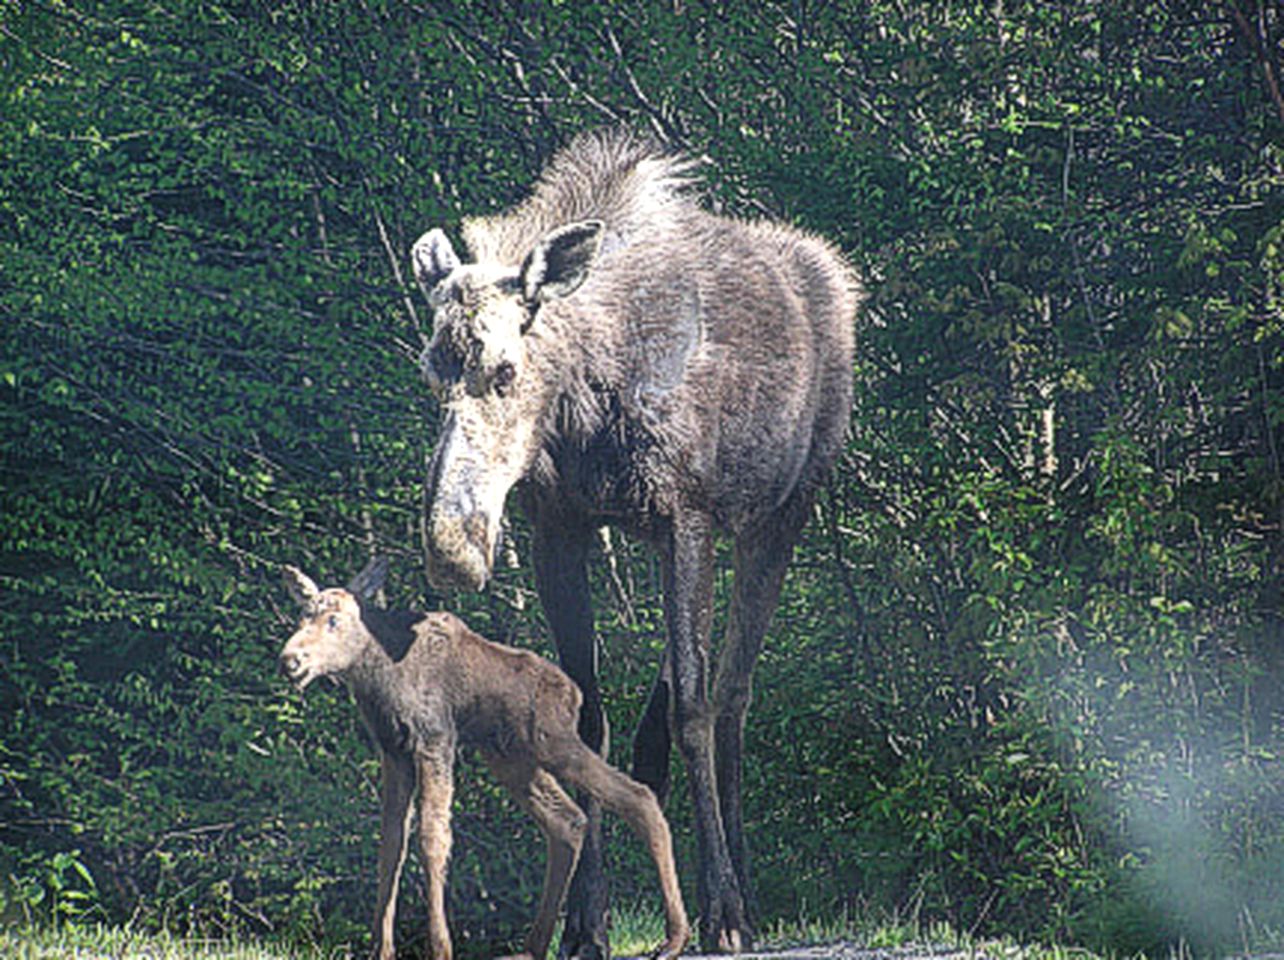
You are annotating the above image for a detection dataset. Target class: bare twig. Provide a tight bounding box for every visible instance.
[546,54,627,127]
[367,185,428,350]
[597,526,637,627]
[600,21,682,144]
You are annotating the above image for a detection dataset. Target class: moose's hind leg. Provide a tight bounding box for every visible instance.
[664,510,751,954]
[712,496,813,931]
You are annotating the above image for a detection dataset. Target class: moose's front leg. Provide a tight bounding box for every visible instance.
[417,742,456,960]
[532,517,610,960]
[374,750,416,960]
[665,510,750,954]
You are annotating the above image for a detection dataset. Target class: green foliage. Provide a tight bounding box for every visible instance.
[2,849,103,927]
[2,1,1282,957]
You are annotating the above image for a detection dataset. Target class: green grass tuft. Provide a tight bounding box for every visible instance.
[608,899,671,958]
[0,923,346,960]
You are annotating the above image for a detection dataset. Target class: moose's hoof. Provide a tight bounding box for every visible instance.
[716,928,744,954]
[699,891,753,955]
[559,934,609,960]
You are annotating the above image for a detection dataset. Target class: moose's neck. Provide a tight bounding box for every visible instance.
[521,299,682,531]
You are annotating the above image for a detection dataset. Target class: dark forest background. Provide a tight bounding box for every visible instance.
[2,2,1282,956]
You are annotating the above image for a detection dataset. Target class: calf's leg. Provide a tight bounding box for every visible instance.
[548,738,690,960]
[416,745,456,960]
[487,756,588,960]
[374,751,416,960]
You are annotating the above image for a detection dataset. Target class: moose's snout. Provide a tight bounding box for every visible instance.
[463,510,489,549]
[424,508,494,591]
[421,410,511,592]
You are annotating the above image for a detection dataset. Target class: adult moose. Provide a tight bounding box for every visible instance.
[412,129,858,957]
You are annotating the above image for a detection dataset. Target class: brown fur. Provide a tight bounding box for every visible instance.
[413,128,859,955]
[278,559,689,960]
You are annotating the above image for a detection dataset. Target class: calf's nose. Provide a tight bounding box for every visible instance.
[279,652,301,678]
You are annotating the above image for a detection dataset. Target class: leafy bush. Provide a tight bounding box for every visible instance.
[2,2,1282,956]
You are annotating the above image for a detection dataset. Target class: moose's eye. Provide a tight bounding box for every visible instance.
[431,283,465,308]
[494,361,516,396]
[426,340,464,387]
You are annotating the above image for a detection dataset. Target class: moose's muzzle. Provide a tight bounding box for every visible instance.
[423,508,495,591]
[422,430,504,591]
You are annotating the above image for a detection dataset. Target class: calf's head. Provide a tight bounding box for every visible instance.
[278,557,388,689]
[413,220,602,591]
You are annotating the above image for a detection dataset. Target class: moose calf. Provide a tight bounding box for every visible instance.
[277,557,689,960]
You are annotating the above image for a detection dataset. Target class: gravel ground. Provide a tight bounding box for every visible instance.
[631,946,986,960]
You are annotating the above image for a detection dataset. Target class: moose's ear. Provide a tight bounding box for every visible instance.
[283,566,321,607]
[412,229,461,298]
[520,220,603,306]
[346,556,389,601]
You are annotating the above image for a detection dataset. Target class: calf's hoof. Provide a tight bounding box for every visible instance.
[649,930,690,960]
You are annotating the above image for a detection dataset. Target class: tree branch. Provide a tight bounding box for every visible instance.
[1227,0,1284,125]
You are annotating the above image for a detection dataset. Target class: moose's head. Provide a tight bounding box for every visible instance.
[412,221,603,591]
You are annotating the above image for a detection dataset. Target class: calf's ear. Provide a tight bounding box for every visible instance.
[347,555,389,600]
[412,229,461,298]
[283,566,320,607]
[520,220,603,307]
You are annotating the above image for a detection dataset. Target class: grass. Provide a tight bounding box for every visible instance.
[0,910,1130,960]
[0,923,347,960]
[9,893,1284,959]
[753,905,1119,960]
[606,899,671,958]
[0,900,692,960]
